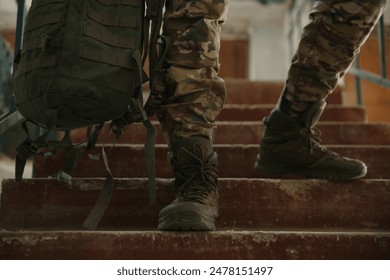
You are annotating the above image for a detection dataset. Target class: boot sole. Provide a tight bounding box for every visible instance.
[158,202,217,231]
[254,157,368,180]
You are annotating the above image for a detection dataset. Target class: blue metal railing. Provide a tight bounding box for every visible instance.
[0,0,26,134]
[348,16,390,105]
[288,0,390,106]
[0,35,13,119]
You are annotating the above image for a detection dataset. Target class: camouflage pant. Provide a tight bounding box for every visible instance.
[285,0,387,110]
[156,0,229,148]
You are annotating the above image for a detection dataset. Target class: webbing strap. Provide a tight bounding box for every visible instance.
[79,45,133,70]
[14,55,56,78]
[24,11,63,32]
[97,0,140,6]
[143,0,166,115]
[143,119,156,205]
[87,6,138,28]
[15,122,57,181]
[84,25,136,48]
[15,121,104,190]
[82,146,114,230]
[21,36,43,54]
[29,0,64,12]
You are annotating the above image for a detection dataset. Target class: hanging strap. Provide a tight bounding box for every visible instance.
[15,122,104,182]
[110,97,157,204]
[82,145,114,230]
[143,0,167,116]
[15,122,50,181]
[144,36,169,116]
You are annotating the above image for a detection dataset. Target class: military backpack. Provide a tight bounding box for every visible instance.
[12,0,166,229]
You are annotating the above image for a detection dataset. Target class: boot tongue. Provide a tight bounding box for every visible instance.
[176,144,208,165]
[299,100,326,128]
[172,137,213,165]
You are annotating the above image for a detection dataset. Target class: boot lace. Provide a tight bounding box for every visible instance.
[300,127,339,157]
[174,146,218,202]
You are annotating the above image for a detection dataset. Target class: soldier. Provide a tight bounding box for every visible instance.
[157,0,387,231]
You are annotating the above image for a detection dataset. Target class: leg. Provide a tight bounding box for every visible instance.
[255,0,387,179]
[284,0,387,113]
[157,0,229,230]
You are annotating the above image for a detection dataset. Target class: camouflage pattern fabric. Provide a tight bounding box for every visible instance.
[156,0,229,148]
[285,0,387,112]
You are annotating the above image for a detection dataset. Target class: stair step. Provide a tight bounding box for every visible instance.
[219,105,366,122]
[32,144,390,179]
[223,79,344,105]
[1,230,389,260]
[70,122,390,145]
[2,178,389,231]
[2,77,387,261]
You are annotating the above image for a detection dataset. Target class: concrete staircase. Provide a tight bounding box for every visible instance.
[1,79,390,259]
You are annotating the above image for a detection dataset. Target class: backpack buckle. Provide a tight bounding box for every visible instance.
[129,98,147,123]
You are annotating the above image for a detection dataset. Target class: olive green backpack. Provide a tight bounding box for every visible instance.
[12,0,166,229]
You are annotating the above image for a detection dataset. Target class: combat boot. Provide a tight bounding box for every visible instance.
[254,100,367,179]
[158,137,218,231]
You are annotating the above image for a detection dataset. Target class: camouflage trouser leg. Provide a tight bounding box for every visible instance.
[284,0,387,111]
[156,0,229,149]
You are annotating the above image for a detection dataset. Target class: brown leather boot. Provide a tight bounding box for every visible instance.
[255,100,367,180]
[158,137,218,230]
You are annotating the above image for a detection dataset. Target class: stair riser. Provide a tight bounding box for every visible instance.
[223,80,343,105]
[148,106,366,122]
[32,146,390,179]
[70,123,390,145]
[1,231,389,260]
[218,106,366,122]
[2,179,389,230]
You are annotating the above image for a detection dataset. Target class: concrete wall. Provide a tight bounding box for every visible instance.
[222,0,288,80]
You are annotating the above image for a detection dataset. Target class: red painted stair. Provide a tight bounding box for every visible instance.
[1,79,390,260]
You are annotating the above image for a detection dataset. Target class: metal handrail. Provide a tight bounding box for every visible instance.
[348,16,389,105]
[0,0,26,134]
[288,1,390,106]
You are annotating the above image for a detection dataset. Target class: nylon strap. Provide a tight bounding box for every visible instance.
[15,122,50,181]
[29,0,64,12]
[21,36,44,54]
[24,11,63,32]
[143,119,156,205]
[97,0,140,6]
[82,146,114,230]
[14,55,56,78]
[84,25,136,49]
[87,6,138,28]
[79,45,133,70]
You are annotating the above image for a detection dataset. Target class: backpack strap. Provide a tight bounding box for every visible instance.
[82,145,114,230]
[144,0,166,115]
[15,122,50,181]
[15,122,103,182]
[110,97,157,206]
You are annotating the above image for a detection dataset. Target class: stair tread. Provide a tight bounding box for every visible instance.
[2,178,389,231]
[1,229,389,260]
[69,122,390,145]
[32,144,390,179]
